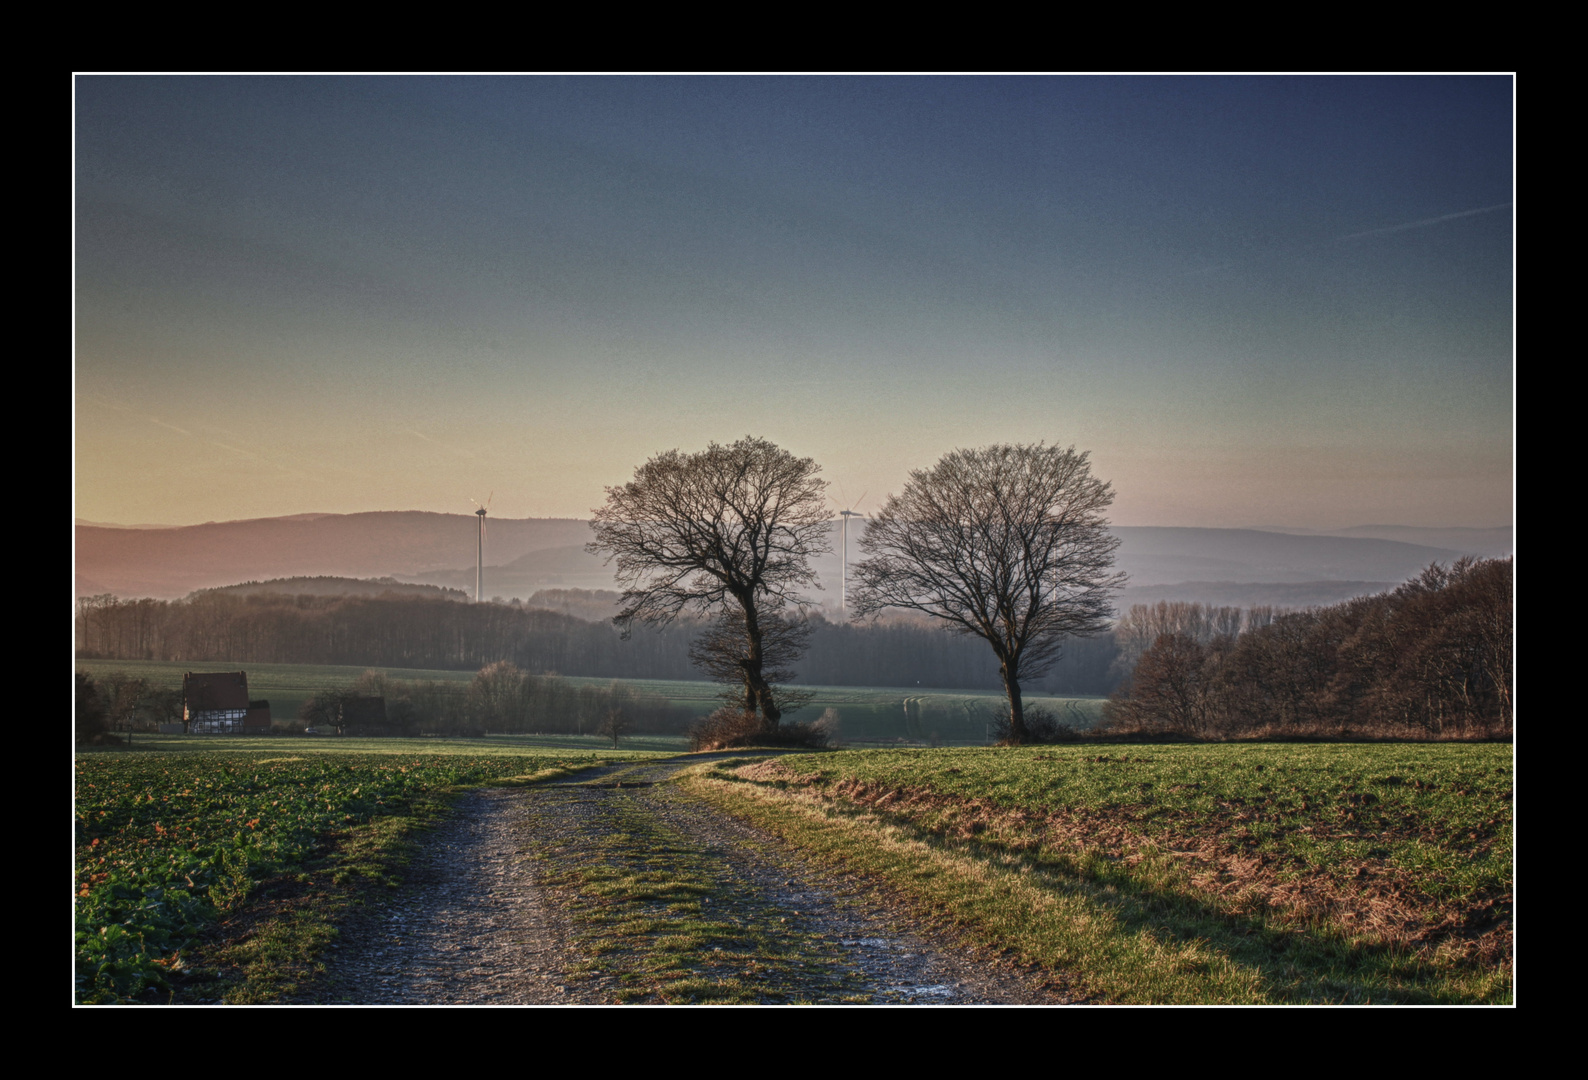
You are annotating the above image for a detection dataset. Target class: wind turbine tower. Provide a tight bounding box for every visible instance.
[470,493,492,603]
[835,490,866,613]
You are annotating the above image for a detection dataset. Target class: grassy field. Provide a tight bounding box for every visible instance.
[75,660,479,730]
[75,658,1104,741]
[73,739,661,1004]
[77,733,1512,1005]
[87,733,692,755]
[686,742,1513,1004]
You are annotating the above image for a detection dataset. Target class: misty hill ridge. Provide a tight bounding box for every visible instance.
[195,576,469,601]
[1248,523,1512,554]
[77,512,1506,601]
[1108,527,1468,585]
[400,545,616,594]
[76,512,592,596]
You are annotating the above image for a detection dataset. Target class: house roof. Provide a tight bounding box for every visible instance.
[183,671,249,712]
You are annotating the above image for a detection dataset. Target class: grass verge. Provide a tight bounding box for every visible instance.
[682,745,1511,1005]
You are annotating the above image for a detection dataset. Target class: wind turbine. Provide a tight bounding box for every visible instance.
[469,492,492,603]
[833,489,866,613]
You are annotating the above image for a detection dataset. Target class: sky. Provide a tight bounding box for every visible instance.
[74,76,1514,529]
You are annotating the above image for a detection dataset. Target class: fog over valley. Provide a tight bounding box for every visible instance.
[75,511,1511,611]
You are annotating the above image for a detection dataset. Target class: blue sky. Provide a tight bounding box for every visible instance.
[75,76,1513,528]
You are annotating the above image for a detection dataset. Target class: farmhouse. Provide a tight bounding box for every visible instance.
[183,671,254,734]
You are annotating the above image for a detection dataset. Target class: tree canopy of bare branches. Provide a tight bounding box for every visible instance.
[587,436,829,725]
[1103,557,1513,739]
[852,443,1123,744]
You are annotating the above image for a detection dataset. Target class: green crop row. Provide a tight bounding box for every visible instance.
[74,748,600,1004]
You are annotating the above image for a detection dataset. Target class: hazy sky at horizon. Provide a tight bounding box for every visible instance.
[75,76,1513,529]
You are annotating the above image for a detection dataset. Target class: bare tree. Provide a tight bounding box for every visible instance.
[75,673,107,743]
[597,706,633,748]
[852,443,1123,744]
[588,436,829,727]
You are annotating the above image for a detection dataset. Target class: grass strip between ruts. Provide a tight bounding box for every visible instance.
[521,765,869,1004]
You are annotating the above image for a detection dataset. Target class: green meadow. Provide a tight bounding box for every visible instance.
[75,658,1104,741]
[690,742,1513,1004]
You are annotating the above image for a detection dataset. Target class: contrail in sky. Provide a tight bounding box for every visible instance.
[1335,203,1512,242]
[144,410,313,480]
[1189,201,1513,276]
[203,437,312,480]
[408,429,477,460]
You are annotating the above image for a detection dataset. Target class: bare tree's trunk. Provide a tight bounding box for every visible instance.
[739,598,782,726]
[1002,662,1027,744]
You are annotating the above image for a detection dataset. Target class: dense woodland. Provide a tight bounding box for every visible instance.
[73,590,1118,694]
[1104,557,1512,739]
[75,557,1514,740]
[309,664,696,737]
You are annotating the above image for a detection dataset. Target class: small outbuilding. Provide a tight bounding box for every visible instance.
[338,695,391,736]
[245,699,272,733]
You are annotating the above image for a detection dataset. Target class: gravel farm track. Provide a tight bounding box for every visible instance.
[306,754,1073,1005]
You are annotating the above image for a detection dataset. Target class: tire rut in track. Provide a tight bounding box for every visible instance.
[313,787,594,1004]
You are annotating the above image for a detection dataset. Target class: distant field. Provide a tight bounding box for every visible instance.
[75,660,477,727]
[76,659,1101,742]
[76,733,689,756]
[694,742,1513,1003]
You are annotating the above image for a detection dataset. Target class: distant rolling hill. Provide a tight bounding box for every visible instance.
[1247,524,1512,556]
[198,576,469,601]
[1115,580,1401,611]
[75,512,591,598]
[1107,527,1467,586]
[401,545,618,595]
[76,513,1506,607]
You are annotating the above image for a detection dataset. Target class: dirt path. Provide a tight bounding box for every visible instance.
[313,786,592,1004]
[320,755,1070,1005]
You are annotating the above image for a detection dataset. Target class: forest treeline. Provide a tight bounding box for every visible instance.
[307,664,696,737]
[74,590,1118,694]
[75,557,1514,740]
[1103,557,1512,739]
[75,662,697,739]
